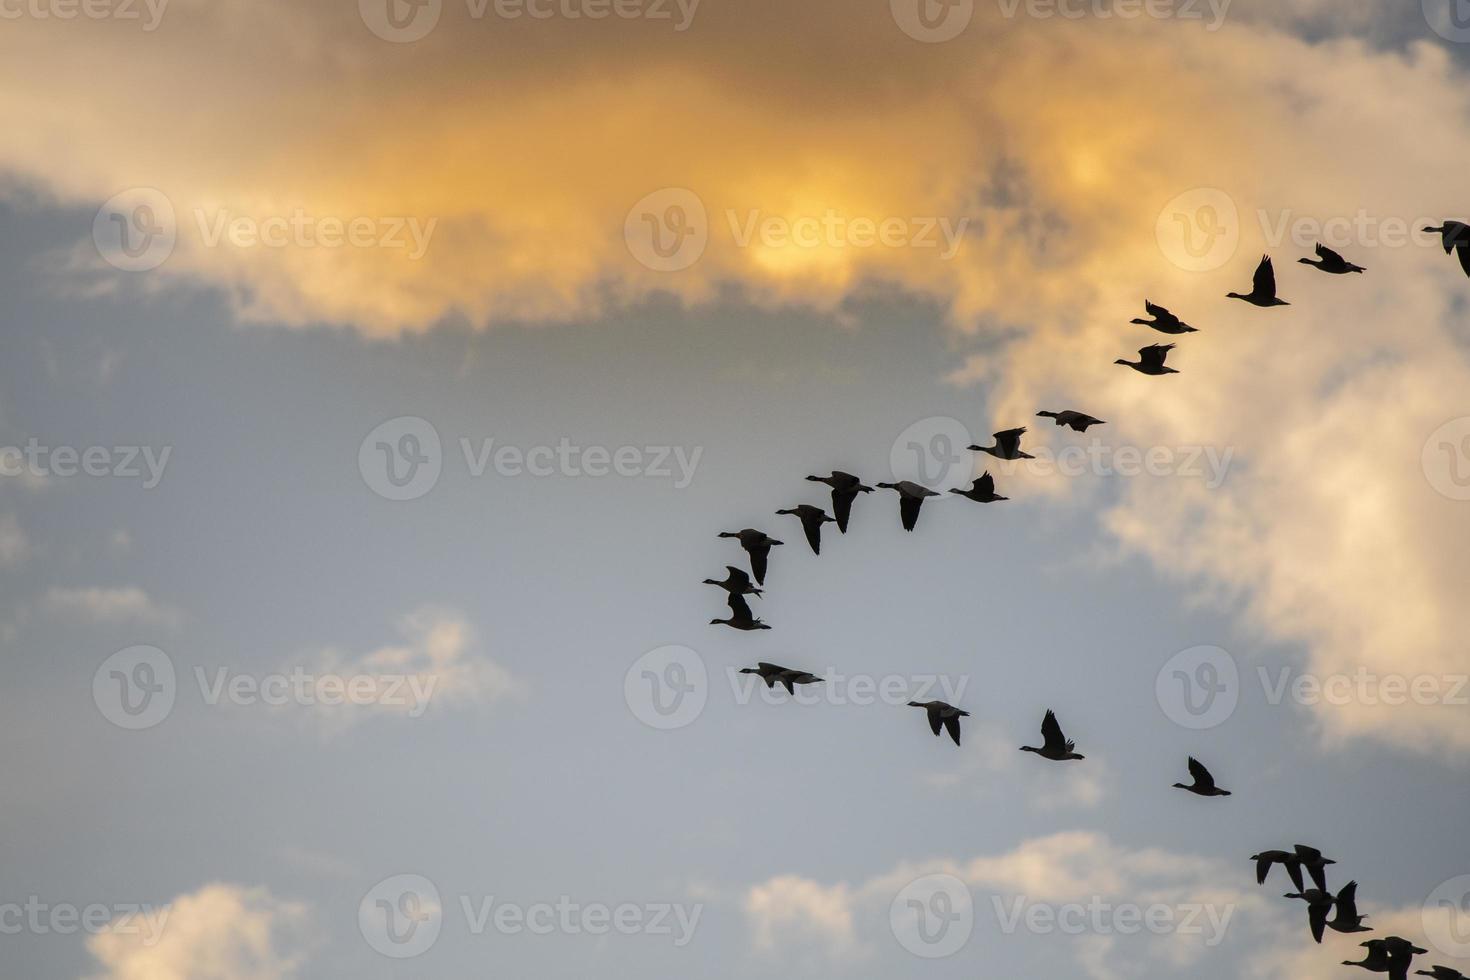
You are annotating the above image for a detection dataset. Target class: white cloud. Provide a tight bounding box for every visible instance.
[44,586,180,628]
[0,513,30,566]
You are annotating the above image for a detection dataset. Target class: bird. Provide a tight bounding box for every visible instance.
[739,662,822,695]
[969,427,1034,460]
[1019,709,1085,761]
[1300,242,1365,274]
[1415,967,1468,979]
[1423,221,1470,278]
[874,481,940,532]
[1115,343,1179,376]
[949,471,1007,503]
[805,471,874,534]
[1172,756,1231,797]
[1344,941,1396,976]
[1251,849,1306,892]
[702,565,762,598]
[1326,881,1372,935]
[717,528,783,585]
[1227,254,1291,307]
[1284,887,1336,943]
[1346,938,1428,980]
[1037,410,1105,432]
[908,700,969,746]
[710,592,770,631]
[775,504,835,555]
[1294,843,1337,891]
[1130,300,1198,334]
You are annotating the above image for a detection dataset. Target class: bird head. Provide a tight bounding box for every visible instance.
[1113,358,1131,366]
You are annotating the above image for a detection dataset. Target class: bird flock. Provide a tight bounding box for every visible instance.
[696,228,1470,977]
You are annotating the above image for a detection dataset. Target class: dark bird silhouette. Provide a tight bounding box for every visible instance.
[1284,887,1336,943]
[776,504,835,556]
[1345,941,1396,976]
[702,565,763,598]
[1172,756,1231,797]
[805,471,874,534]
[1227,255,1290,307]
[710,592,770,631]
[908,699,969,746]
[969,427,1034,460]
[740,661,822,695]
[1115,343,1179,376]
[1415,967,1468,979]
[1327,880,1372,935]
[1251,850,1306,892]
[1037,410,1106,432]
[1300,242,1366,274]
[875,480,940,532]
[717,528,783,585]
[1424,221,1470,278]
[1346,937,1428,980]
[1130,300,1198,334]
[1294,843,1337,891]
[1020,709,1085,761]
[949,471,1007,503]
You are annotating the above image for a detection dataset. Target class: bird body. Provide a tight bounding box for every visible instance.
[949,470,1007,503]
[710,591,770,631]
[806,471,874,534]
[718,528,783,585]
[702,565,762,597]
[1424,221,1470,278]
[1227,254,1290,306]
[1116,343,1179,376]
[740,661,822,695]
[1251,849,1306,892]
[1300,242,1366,274]
[776,504,835,555]
[969,427,1034,460]
[1037,410,1105,432]
[1131,300,1198,333]
[909,700,969,746]
[1020,709,1084,760]
[875,481,940,532]
[1346,937,1428,980]
[1327,880,1372,934]
[1173,756,1231,796]
[1415,967,1468,979]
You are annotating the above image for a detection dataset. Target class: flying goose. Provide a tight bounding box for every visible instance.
[1294,843,1337,891]
[1415,967,1468,979]
[1130,300,1198,334]
[1346,938,1428,980]
[1327,881,1372,935]
[908,699,969,746]
[1227,254,1290,307]
[969,427,1034,460]
[1172,756,1231,797]
[949,470,1007,503]
[1284,887,1336,943]
[1037,410,1106,432]
[1300,242,1366,274]
[875,481,940,532]
[1424,221,1470,278]
[805,471,875,534]
[710,592,770,631]
[717,528,783,585]
[1020,709,1085,761]
[739,662,822,695]
[1251,850,1306,892]
[1115,343,1179,376]
[776,504,835,555]
[702,565,763,598]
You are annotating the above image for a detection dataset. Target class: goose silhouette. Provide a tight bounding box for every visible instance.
[875,480,940,532]
[908,699,968,746]
[717,528,783,585]
[1424,221,1470,278]
[969,427,1034,460]
[1115,343,1179,376]
[1020,709,1084,761]
[710,592,770,631]
[1130,300,1198,334]
[1300,242,1365,274]
[805,471,874,534]
[1284,887,1336,943]
[740,662,822,695]
[1037,410,1105,432]
[702,565,763,598]
[949,470,1007,503]
[1172,756,1231,796]
[1251,849,1306,892]
[1227,254,1290,307]
[1294,843,1337,891]
[1327,880,1372,935]
[776,504,835,555]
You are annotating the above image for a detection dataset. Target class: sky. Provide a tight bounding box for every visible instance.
[1,0,1469,978]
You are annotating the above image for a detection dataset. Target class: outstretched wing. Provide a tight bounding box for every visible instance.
[1140,344,1174,370]
[899,494,923,532]
[1040,709,1066,752]
[995,427,1026,456]
[1255,855,1272,885]
[831,488,856,533]
[1254,254,1277,297]
[1187,756,1216,791]
[800,511,824,554]
[1316,242,1347,266]
[926,703,943,737]
[976,471,996,497]
[747,544,769,585]
[1457,241,1470,278]
[726,566,753,589]
[1144,299,1169,319]
[1336,880,1360,920]
[942,713,962,746]
[1309,898,1330,943]
[727,592,755,621]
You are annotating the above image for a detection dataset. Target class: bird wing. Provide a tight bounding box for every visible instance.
[755,662,783,673]
[1145,300,1168,319]
[1140,344,1173,370]
[1310,899,1330,943]
[977,471,996,496]
[831,488,855,533]
[1285,860,1305,893]
[899,493,923,532]
[779,675,795,695]
[799,511,824,554]
[747,545,769,585]
[1336,881,1360,919]
[727,566,752,588]
[1294,843,1323,863]
[1316,242,1346,265]
[942,713,962,746]
[1254,254,1277,297]
[995,428,1026,455]
[728,592,755,621]
[1187,756,1215,791]
[926,703,943,737]
[1457,241,1470,278]
[1255,855,1272,885]
[1040,709,1066,751]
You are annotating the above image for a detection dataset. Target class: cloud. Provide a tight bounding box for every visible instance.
[43,586,180,627]
[84,883,311,980]
[0,513,30,566]
[745,875,859,960]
